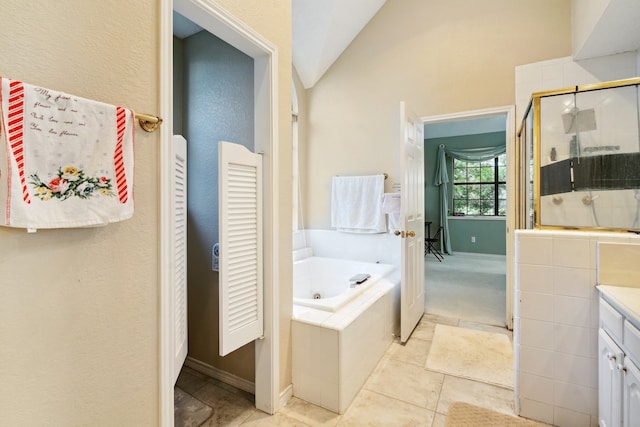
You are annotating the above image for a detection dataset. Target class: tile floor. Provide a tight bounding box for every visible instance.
[175,314,518,427]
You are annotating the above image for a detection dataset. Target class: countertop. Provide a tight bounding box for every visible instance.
[598,284,640,325]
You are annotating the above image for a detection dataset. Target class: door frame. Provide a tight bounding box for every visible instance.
[159,1,280,425]
[422,105,515,330]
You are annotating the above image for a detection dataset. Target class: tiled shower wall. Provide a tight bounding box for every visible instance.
[514,52,638,125]
[512,53,640,426]
[514,230,640,426]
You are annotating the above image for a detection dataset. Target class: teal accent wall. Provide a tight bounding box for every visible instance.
[425,131,506,255]
[448,218,506,255]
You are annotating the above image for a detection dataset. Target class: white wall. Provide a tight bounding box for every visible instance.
[303,0,572,229]
[515,52,638,124]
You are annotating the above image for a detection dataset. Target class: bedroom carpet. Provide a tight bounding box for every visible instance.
[425,252,506,326]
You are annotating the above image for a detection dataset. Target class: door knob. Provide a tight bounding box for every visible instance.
[394,230,415,238]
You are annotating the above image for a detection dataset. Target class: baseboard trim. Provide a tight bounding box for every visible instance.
[185,356,255,395]
[447,251,506,258]
[279,383,293,409]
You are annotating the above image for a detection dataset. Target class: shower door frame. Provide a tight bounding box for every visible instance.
[528,77,640,231]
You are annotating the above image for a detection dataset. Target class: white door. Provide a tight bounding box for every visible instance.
[172,135,188,384]
[624,358,640,427]
[399,102,425,343]
[218,141,263,356]
[599,329,623,427]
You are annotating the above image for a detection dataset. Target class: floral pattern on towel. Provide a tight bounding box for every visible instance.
[29,166,114,201]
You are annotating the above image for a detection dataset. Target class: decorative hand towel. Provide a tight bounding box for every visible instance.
[331,175,386,233]
[382,192,401,230]
[0,77,135,229]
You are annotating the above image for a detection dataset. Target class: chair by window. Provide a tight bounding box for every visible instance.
[425,226,444,262]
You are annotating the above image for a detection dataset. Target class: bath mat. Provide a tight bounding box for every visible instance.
[425,324,513,388]
[445,402,549,427]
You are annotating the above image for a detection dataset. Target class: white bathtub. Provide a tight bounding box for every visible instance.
[292,255,400,414]
[293,256,395,312]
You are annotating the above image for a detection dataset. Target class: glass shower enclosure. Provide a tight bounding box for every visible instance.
[517,77,640,231]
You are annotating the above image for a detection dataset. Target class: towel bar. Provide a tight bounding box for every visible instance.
[135,113,163,132]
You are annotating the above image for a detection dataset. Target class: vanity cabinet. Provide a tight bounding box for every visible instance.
[599,297,640,427]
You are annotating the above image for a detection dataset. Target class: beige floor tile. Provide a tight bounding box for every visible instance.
[194,382,257,426]
[368,352,392,378]
[240,409,316,426]
[364,357,443,410]
[174,387,213,427]
[279,397,342,426]
[436,375,515,417]
[421,313,460,327]
[388,337,432,367]
[338,389,434,426]
[430,413,447,427]
[411,319,437,341]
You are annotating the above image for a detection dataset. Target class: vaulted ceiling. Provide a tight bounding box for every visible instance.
[175,0,640,93]
[292,0,387,89]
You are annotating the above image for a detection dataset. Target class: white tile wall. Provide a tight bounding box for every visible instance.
[520,398,555,425]
[515,52,638,125]
[519,372,554,404]
[514,230,635,426]
[553,267,591,298]
[520,318,554,350]
[514,52,639,425]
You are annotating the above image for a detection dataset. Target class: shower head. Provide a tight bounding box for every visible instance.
[561,107,597,134]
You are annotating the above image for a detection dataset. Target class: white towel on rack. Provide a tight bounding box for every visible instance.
[0,77,135,230]
[382,192,401,230]
[331,175,386,233]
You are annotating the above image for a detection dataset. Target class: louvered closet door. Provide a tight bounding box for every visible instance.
[172,135,188,384]
[219,141,263,356]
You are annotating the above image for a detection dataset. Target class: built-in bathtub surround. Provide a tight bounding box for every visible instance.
[296,229,400,265]
[513,229,640,426]
[291,229,401,413]
[292,270,399,413]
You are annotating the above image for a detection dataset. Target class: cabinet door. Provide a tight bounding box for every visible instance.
[600,329,623,427]
[624,358,640,427]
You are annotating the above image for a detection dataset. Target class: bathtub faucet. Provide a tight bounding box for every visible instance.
[349,273,370,287]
